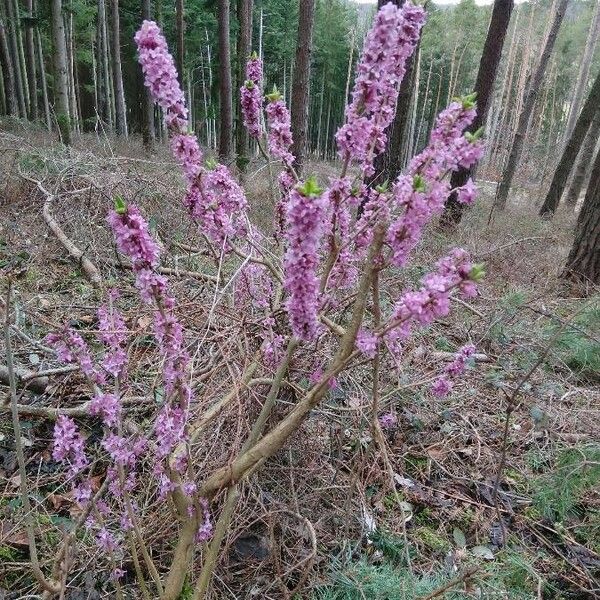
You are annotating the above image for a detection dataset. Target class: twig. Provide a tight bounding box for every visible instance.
[4,281,61,595]
[417,566,480,600]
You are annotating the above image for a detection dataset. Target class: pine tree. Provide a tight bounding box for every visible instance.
[291,0,316,174]
[110,0,128,136]
[440,0,514,227]
[51,0,71,144]
[217,0,233,159]
[493,0,569,212]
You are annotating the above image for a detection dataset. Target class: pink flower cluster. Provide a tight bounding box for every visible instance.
[336,2,425,175]
[265,97,295,168]
[134,20,188,131]
[46,329,104,385]
[97,294,128,379]
[135,20,247,248]
[431,343,476,397]
[184,165,248,246]
[52,416,88,475]
[356,328,378,358]
[241,55,263,138]
[283,181,328,341]
[386,249,478,350]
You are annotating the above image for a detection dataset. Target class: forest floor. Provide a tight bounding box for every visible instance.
[1,123,599,599]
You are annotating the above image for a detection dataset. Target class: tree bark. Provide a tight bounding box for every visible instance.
[235,0,253,171]
[217,0,233,159]
[562,0,600,142]
[562,141,600,287]
[35,25,50,128]
[96,0,111,128]
[176,0,184,86]
[565,110,600,207]
[493,0,569,212]
[24,0,37,120]
[51,0,71,144]
[0,15,16,115]
[110,0,127,136]
[4,0,26,117]
[141,0,155,149]
[440,0,514,228]
[290,0,316,175]
[539,68,600,216]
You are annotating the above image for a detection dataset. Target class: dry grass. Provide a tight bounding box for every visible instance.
[1,124,599,599]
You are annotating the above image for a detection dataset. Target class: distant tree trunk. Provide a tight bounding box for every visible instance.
[235,0,253,171]
[562,143,600,287]
[110,0,127,136]
[493,0,569,212]
[563,0,600,142]
[4,0,26,117]
[35,25,50,128]
[24,0,37,120]
[96,0,111,128]
[539,69,600,216]
[141,0,155,149]
[290,0,315,175]
[0,16,16,115]
[176,0,184,86]
[217,0,232,159]
[441,0,514,228]
[51,0,71,144]
[565,110,600,207]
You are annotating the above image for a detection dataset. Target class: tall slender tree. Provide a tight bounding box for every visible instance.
[562,141,600,287]
[493,0,569,212]
[440,0,514,227]
[539,68,600,216]
[110,0,127,136]
[236,0,253,171]
[562,0,600,142]
[4,0,26,117]
[141,0,155,149]
[176,0,184,86]
[96,0,112,128]
[217,0,233,159]
[291,0,316,174]
[565,110,600,207]
[35,22,50,128]
[0,14,16,115]
[24,0,37,120]
[51,0,71,144]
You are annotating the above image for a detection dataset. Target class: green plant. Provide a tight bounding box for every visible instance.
[533,445,600,522]
[550,304,600,380]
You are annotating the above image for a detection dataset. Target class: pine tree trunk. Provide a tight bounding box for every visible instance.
[565,110,600,207]
[290,0,316,175]
[4,0,26,117]
[110,0,127,136]
[217,0,233,159]
[35,25,50,128]
[0,15,16,115]
[563,0,600,142]
[24,0,37,120]
[176,0,184,85]
[12,0,30,113]
[562,143,600,287]
[51,0,71,144]
[235,0,253,171]
[539,68,600,216]
[141,0,155,149]
[493,0,568,212]
[440,0,514,227]
[96,0,111,128]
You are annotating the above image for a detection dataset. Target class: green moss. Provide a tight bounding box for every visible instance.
[414,526,451,553]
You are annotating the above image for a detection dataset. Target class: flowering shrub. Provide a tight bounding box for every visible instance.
[43,2,485,598]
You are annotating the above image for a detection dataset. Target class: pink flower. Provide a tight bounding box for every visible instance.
[379,412,398,430]
[171,134,203,182]
[89,392,121,428]
[431,376,453,398]
[135,20,188,132]
[455,178,477,205]
[46,329,104,385]
[283,180,328,341]
[53,416,88,475]
[356,328,378,359]
[265,96,294,167]
[240,56,263,138]
[336,2,425,175]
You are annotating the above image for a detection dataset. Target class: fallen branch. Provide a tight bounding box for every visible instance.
[110,259,217,284]
[418,565,480,600]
